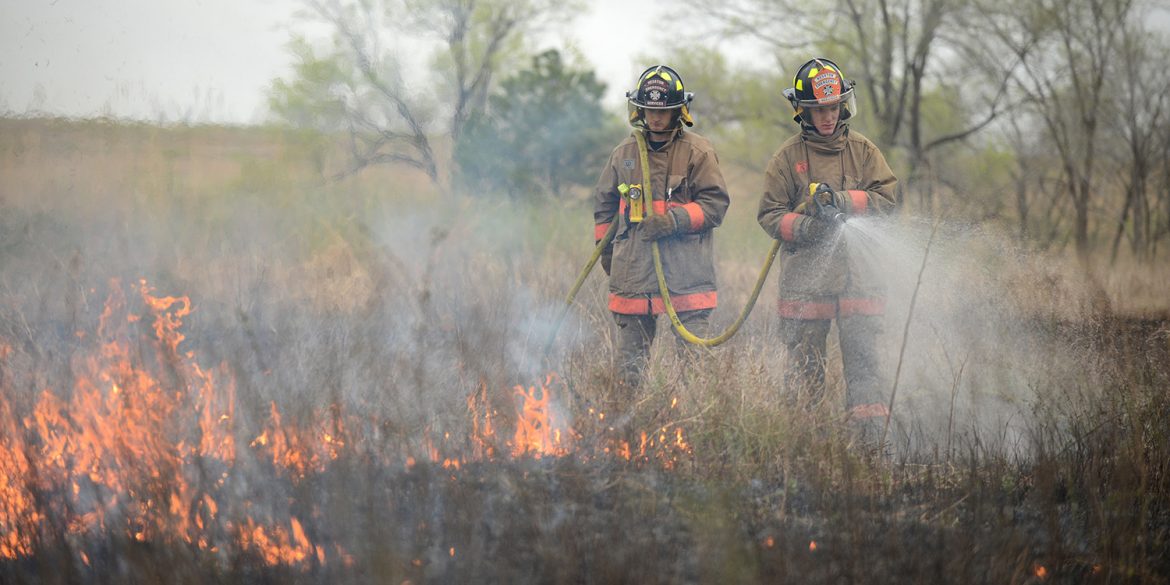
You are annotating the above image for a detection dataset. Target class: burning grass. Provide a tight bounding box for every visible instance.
[1,119,1168,583]
[0,280,706,581]
[1,274,1166,583]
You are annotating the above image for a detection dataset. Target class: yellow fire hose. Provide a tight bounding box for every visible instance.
[634,130,781,346]
[542,130,780,358]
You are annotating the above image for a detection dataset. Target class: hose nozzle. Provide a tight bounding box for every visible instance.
[816,200,846,224]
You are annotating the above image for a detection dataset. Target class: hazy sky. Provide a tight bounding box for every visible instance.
[0,0,679,124]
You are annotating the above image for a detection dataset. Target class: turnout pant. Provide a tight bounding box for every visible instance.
[613,309,711,389]
[780,313,886,419]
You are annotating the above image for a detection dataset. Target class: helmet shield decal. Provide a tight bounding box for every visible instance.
[812,68,842,102]
[640,77,672,107]
[626,65,695,128]
[785,58,857,124]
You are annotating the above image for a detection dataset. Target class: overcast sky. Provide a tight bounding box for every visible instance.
[6,1,1167,125]
[0,0,683,124]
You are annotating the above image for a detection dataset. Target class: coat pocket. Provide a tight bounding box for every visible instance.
[659,231,716,292]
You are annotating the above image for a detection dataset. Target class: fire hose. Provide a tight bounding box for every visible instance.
[541,130,782,358]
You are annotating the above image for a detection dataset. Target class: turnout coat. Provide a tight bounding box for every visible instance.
[757,124,898,319]
[593,129,731,315]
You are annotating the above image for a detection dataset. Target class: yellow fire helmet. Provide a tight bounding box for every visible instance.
[782,58,858,124]
[626,65,695,129]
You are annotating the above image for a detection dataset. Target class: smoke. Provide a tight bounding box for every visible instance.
[840,215,1104,457]
[0,151,1113,466]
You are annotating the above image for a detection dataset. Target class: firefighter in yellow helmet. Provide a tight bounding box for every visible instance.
[757,58,898,446]
[592,65,731,390]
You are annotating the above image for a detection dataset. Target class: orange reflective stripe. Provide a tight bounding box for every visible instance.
[609,295,653,314]
[652,200,666,214]
[681,202,704,230]
[839,297,885,316]
[779,212,800,241]
[660,291,717,312]
[619,198,628,216]
[594,223,611,241]
[848,190,868,214]
[609,291,718,315]
[778,299,836,319]
[849,403,889,419]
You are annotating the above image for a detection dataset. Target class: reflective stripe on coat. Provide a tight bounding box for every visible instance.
[757,124,897,313]
[594,130,730,314]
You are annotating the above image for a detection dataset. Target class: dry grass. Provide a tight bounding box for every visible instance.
[0,118,1168,583]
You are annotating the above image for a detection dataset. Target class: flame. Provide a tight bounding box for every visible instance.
[0,279,695,570]
[0,279,325,567]
[251,401,320,479]
[0,387,40,559]
[139,279,191,356]
[239,516,319,566]
[468,382,498,459]
[510,374,572,458]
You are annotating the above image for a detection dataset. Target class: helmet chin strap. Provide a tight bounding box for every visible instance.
[636,108,687,136]
[647,127,680,144]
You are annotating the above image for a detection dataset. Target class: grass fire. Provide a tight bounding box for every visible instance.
[1,118,1168,583]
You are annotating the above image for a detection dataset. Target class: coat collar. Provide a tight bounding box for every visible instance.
[800,123,849,154]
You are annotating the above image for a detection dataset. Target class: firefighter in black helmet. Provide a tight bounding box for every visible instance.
[592,65,731,395]
[758,58,899,450]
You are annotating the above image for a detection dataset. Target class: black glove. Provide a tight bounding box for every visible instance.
[640,211,679,241]
[802,216,840,243]
[814,183,842,206]
[599,243,613,276]
[798,182,847,216]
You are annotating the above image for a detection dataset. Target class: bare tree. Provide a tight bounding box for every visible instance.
[969,0,1142,271]
[681,0,1013,212]
[1157,121,1170,261]
[1111,26,1170,262]
[270,0,576,188]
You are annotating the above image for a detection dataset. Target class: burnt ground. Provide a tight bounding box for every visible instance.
[3,442,1168,585]
[1,304,1167,584]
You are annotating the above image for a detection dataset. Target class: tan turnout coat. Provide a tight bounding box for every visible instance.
[593,130,730,314]
[757,124,897,318]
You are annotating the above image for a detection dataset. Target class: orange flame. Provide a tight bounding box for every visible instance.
[239,516,320,566]
[0,280,325,567]
[0,279,695,570]
[1033,563,1048,580]
[0,387,40,559]
[510,374,572,458]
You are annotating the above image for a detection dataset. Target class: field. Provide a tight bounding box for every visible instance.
[1,117,1168,584]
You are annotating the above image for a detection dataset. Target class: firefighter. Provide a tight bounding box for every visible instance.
[757,58,898,445]
[593,65,731,390]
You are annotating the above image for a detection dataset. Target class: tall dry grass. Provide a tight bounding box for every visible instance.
[0,118,1167,583]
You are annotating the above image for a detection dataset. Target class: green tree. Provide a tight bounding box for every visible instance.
[681,0,1016,211]
[268,0,577,189]
[455,50,622,198]
[658,47,792,171]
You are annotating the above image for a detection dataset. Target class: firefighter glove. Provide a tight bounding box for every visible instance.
[803,216,840,243]
[640,210,679,241]
[800,182,847,215]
